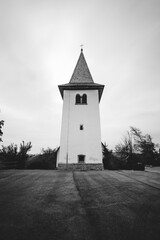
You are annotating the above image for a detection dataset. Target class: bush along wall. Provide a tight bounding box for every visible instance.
[26,148,58,170]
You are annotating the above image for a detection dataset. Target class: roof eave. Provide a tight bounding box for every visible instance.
[58,84,105,102]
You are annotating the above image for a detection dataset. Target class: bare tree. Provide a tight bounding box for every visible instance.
[115,126,158,167]
[115,131,133,157]
[18,141,32,169]
[130,127,157,165]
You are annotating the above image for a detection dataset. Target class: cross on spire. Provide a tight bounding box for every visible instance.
[80,44,84,52]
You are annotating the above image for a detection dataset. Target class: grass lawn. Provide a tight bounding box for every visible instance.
[0,169,160,240]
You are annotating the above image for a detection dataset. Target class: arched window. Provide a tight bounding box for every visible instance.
[75,93,87,104]
[75,94,81,104]
[82,94,87,104]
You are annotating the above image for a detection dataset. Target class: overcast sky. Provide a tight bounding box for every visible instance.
[0,0,160,153]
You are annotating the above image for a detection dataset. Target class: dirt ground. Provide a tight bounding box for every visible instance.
[0,169,160,240]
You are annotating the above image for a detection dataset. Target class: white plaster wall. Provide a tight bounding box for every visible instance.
[58,89,102,164]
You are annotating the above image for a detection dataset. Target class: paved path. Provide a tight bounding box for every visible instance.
[0,170,160,240]
[145,166,160,174]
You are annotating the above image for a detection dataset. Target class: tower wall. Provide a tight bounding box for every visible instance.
[58,89,102,169]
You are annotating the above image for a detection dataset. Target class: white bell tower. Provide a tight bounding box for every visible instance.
[58,49,104,170]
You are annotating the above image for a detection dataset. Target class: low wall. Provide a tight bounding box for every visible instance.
[58,163,103,171]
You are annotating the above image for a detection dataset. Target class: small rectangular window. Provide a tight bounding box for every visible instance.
[78,155,85,163]
[80,125,83,130]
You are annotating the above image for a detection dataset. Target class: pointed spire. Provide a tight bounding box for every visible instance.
[69,50,94,84]
[58,49,104,101]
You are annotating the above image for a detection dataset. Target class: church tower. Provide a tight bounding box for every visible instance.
[58,49,104,170]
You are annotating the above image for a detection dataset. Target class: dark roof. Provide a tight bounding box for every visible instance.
[58,50,105,101]
[69,50,94,84]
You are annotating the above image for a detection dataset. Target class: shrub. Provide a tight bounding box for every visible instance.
[0,141,32,169]
[26,148,58,169]
[102,143,120,170]
[0,144,18,169]
[0,120,4,142]
[17,141,32,169]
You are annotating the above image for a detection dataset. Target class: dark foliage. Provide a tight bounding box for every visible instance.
[154,153,160,166]
[102,143,120,170]
[17,141,32,169]
[0,120,4,142]
[130,127,158,166]
[0,141,32,169]
[114,127,159,169]
[115,131,133,169]
[0,143,18,169]
[26,147,58,169]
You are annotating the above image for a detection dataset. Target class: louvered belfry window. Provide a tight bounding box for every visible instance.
[75,94,87,104]
[75,94,81,104]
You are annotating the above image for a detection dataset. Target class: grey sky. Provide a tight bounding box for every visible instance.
[0,0,160,153]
